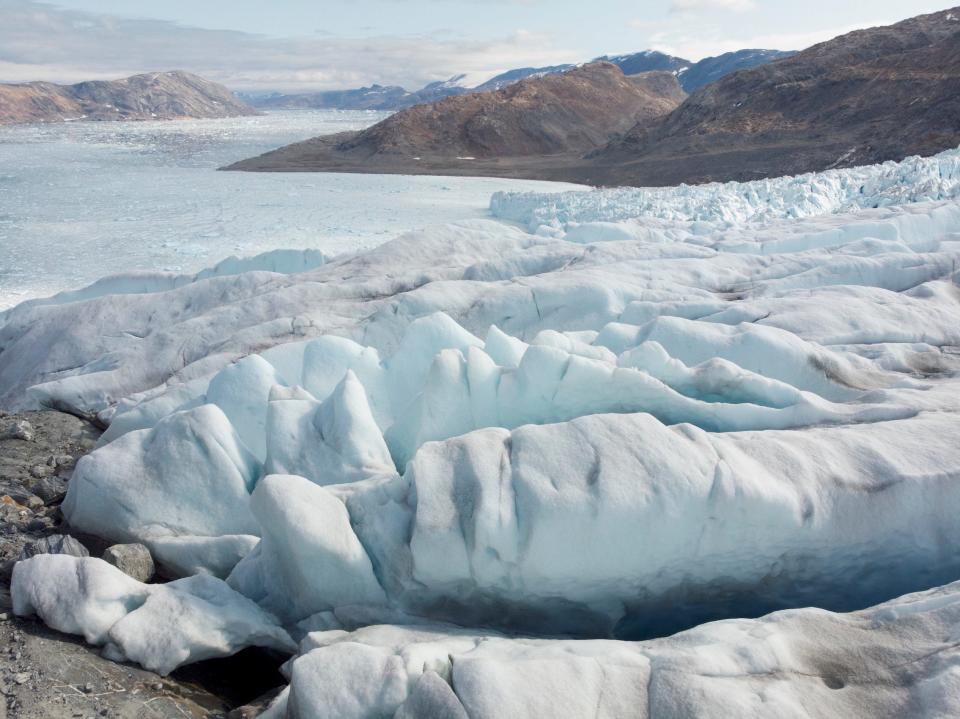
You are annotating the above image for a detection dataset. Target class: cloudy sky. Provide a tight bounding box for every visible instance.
[0,0,949,91]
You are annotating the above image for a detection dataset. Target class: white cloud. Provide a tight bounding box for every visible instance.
[670,0,756,13]
[0,0,576,91]
[646,21,886,60]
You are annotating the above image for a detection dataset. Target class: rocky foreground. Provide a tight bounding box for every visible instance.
[0,412,283,718]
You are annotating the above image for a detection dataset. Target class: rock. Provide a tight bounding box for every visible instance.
[19,534,89,561]
[4,491,43,510]
[0,420,33,442]
[53,454,75,468]
[28,464,52,479]
[226,687,285,719]
[31,476,68,505]
[102,543,155,582]
[26,518,52,532]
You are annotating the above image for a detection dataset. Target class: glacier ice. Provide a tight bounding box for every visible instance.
[63,403,261,548]
[491,146,960,229]
[227,474,387,623]
[276,578,960,719]
[5,147,960,714]
[12,554,295,675]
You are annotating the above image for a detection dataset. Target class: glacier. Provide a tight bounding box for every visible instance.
[5,148,960,716]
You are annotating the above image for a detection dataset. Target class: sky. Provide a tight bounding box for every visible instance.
[0,0,951,92]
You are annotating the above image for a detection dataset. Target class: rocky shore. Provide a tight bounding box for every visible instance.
[0,411,282,718]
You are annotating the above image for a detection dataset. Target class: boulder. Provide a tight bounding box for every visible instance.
[103,543,155,583]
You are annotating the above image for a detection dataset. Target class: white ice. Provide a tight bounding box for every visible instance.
[277,579,960,718]
[6,147,960,715]
[12,554,295,675]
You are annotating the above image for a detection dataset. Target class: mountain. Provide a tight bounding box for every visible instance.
[225,63,685,174]
[589,7,960,186]
[677,49,797,92]
[246,48,789,112]
[474,65,576,92]
[597,50,690,76]
[229,9,960,187]
[253,84,411,111]
[0,71,256,125]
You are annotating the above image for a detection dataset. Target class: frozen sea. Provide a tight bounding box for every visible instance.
[0,110,581,310]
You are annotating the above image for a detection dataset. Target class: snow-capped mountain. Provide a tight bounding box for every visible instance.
[247,47,791,111]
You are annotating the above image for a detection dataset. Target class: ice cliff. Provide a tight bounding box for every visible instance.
[6,148,960,717]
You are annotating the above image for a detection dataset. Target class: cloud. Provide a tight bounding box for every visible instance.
[670,0,755,12]
[645,21,885,60]
[0,0,575,91]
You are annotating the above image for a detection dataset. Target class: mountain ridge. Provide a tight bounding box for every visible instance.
[227,8,960,188]
[0,71,257,125]
[248,48,792,111]
[588,6,960,185]
[224,64,685,173]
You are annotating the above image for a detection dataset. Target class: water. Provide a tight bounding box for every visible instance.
[0,110,580,309]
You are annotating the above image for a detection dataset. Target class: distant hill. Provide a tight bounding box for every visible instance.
[676,49,797,92]
[247,48,789,112]
[251,84,411,111]
[597,50,690,76]
[0,71,257,125]
[589,7,960,186]
[227,8,960,188]
[474,65,576,92]
[225,63,685,173]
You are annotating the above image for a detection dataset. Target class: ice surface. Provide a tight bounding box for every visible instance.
[63,404,261,549]
[6,147,960,709]
[491,146,960,230]
[226,474,387,623]
[0,110,582,310]
[12,555,294,675]
[279,580,960,718]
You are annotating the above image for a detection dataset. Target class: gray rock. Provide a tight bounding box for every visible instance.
[19,534,89,561]
[102,543,155,582]
[227,687,285,719]
[28,464,52,479]
[0,420,33,442]
[31,476,68,505]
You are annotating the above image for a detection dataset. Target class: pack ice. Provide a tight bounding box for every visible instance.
[5,148,960,717]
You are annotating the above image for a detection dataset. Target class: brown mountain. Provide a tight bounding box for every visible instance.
[588,7,960,185]
[224,63,685,176]
[227,8,960,187]
[0,71,257,125]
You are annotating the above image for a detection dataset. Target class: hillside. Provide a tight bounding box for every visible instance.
[590,8,960,185]
[677,49,796,92]
[247,49,788,111]
[225,63,685,175]
[0,71,256,125]
[229,9,960,187]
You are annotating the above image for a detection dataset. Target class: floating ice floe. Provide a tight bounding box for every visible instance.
[5,149,960,715]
